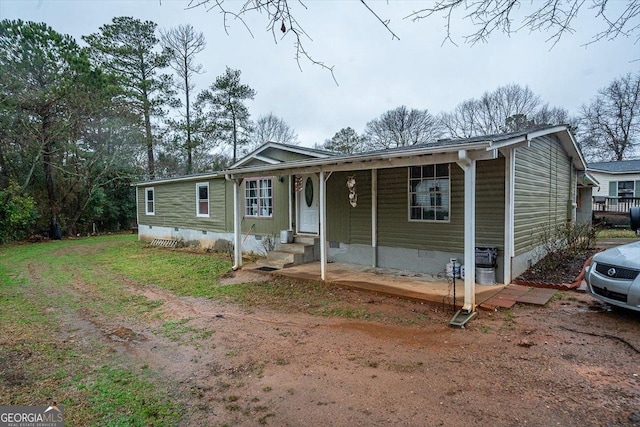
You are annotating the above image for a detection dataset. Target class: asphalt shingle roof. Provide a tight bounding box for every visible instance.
[587,159,640,173]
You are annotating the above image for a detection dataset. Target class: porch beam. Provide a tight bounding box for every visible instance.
[319,171,327,280]
[456,150,476,313]
[371,169,378,267]
[227,148,492,179]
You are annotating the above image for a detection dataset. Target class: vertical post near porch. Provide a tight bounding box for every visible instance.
[233,178,243,270]
[503,148,515,285]
[319,171,327,280]
[371,169,378,267]
[457,150,476,313]
[288,175,293,231]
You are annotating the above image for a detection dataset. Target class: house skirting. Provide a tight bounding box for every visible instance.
[137,225,265,254]
[328,242,506,284]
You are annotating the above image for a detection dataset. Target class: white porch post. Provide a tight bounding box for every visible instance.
[503,149,515,284]
[319,171,327,280]
[288,175,293,230]
[371,169,378,267]
[457,150,476,312]
[233,178,243,269]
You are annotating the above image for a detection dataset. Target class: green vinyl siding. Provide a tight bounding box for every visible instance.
[138,176,289,236]
[325,170,372,244]
[513,135,573,255]
[348,171,372,244]
[243,176,290,236]
[476,158,505,250]
[223,177,290,236]
[137,178,227,231]
[377,166,464,252]
[324,160,505,253]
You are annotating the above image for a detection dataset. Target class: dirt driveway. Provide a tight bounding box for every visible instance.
[59,268,640,427]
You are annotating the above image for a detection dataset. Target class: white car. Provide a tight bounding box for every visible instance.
[585,241,640,312]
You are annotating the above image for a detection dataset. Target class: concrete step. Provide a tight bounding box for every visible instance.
[256,258,293,270]
[294,235,318,246]
[266,250,302,264]
[275,242,311,253]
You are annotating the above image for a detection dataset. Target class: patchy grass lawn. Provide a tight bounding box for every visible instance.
[0,235,184,426]
[0,234,433,426]
[596,228,639,239]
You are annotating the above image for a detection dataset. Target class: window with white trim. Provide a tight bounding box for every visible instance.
[245,177,273,218]
[196,182,209,217]
[618,181,634,199]
[145,187,155,215]
[408,164,450,221]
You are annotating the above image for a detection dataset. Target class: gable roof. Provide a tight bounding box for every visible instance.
[587,159,640,174]
[230,142,334,169]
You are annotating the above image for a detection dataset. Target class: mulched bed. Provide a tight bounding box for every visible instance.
[514,249,599,289]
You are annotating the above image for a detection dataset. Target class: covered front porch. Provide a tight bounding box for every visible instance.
[227,146,500,320]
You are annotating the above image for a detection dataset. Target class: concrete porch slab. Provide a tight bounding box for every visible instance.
[245,261,505,308]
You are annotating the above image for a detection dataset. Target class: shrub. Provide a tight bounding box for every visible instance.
[0,183,38,243]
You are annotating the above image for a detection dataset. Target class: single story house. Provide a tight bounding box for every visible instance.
[588,159,640,199]
[588,159,640,225]
[134,125,592,314]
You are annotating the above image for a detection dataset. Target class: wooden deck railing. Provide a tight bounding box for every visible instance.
[592,196,640,214]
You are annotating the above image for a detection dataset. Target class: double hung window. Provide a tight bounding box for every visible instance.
[408,165,450,221]
[245,178,273,218]
[196,183,209,217]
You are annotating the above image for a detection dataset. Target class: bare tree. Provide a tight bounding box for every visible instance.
[161,24,207,175]
[440,84,570,138]
[364,106,444,150]
[317,127,367,154]
[249,113,299,150]
[579,72,640,161]
[407,0,640,47]
[189,1,639,77]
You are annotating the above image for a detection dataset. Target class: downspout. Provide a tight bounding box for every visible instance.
[135,186,139,237]
[456,150,476,313]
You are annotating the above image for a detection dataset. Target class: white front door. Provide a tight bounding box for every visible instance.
[297,174,319,234]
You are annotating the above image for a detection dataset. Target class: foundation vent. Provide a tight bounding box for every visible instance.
[150,239,180,248]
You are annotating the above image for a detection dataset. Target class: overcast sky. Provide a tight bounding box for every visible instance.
[1,0,638,146]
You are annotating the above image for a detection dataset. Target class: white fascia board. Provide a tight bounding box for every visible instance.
[253,155,282,165]
[526,125,568,140]
[487,136,529,151]
[226,142,492,179]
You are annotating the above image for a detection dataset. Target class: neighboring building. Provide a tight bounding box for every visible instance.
[134,125,591,313]
[588,159,640,199]
[588,159,640,226]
